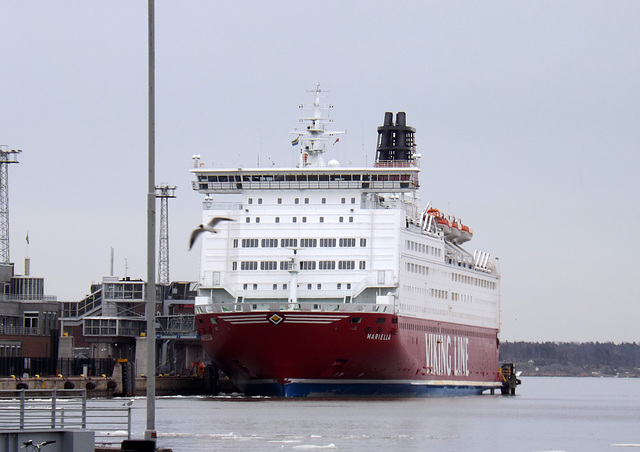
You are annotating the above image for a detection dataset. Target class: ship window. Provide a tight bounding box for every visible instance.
[341,198,346,204]
[350,317,362,324]
[260,261,277,271]
[347,283,351,289]
[320,238,336,247]
[337,283,341,289]
[207,176,217,182]
[293,217,297,223]
[360,238,366,247]
[258,198,262,204]
[308,175,318,181]
[353,175,361,181]
[275,217,280,223]
[390,175,400,181]
[319,260,336,270]
[317,284,322,290]
[245,217,250,223]
[339,217,344,223]
[253,284,257,290]
[281,238,298,247]
[219,176,229,182]
[295,198,300,204]
[362,175,370,181]
[233,239,238,248]
[243,175,251,181]
[307,284,312,290]
[261,239,278,248]
[351,197,356,203]
[232,262,238,270]
[300,261,316,270]
[300,238,317,247]
[256,217,260,223]
[248,198,253,204]
[283,284,287,290]
[319,217,324,223]
[243,284,248,290]
[275,175,284,181]
[319,175,329,181]
[349,217,353,223]
[322,198,327,204]
[339,238,355,247]
[376,318,385,324]
[273,284,277,290]
[359,261,366,270]
[296,175,307,181]
[338,260,355,270]
[286,175,296,181]
[302,217,307,223]
[305,198,309,204]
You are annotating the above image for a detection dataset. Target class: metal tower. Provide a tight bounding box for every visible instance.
[155,184,176,284]
[0,146,21,265]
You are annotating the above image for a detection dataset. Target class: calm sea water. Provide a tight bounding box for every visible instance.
[108,377,640,451]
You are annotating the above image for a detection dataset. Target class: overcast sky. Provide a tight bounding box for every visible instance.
[1,1,638,343]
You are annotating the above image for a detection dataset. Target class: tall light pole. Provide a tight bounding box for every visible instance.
[145,0,157,442]
[155,184,176,284]
[0,146,21,266]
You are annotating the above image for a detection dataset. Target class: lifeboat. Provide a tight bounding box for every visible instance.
[445,217,461,241]
[454,224,473,244]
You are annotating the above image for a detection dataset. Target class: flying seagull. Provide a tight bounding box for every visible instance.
[189,217,234,250]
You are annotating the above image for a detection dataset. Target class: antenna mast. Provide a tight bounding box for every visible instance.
[0,146,21,265]
[155,184,176,284]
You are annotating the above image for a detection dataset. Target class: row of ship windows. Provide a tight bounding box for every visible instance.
[248,197,358,205]
[245,216,355,224]
[397,321,496,341]
[405,240,442,257]
[241,282,354,290]
[200,174,411,183]
[233,261,367,271]
[405,262,496,291]
[451,273,496,290]
[402,285,473,303]
[236,238,366,248]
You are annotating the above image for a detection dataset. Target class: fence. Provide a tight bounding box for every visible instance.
[0,357,116,378]
[0,389,131,446]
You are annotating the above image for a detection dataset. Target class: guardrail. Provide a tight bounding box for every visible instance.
[0,389,131,446]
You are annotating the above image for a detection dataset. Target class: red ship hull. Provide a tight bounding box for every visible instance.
[196,309,501,397]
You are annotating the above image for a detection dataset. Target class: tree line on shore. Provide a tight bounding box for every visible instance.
[498,341,640,377]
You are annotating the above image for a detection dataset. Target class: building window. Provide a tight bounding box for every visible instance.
[24,312,38,329]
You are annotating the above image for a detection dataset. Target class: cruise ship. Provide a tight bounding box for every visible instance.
[192,85,502,397]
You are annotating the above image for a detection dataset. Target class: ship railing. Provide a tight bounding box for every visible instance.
[198,301,395,315]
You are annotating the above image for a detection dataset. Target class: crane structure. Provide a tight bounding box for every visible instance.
[155,184,176,284]
[0,146,21,265]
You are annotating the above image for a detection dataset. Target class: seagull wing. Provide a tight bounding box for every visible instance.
[207,217,234,228]
[189,227,204,250]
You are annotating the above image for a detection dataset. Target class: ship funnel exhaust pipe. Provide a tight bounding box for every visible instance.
[375,111,416,165]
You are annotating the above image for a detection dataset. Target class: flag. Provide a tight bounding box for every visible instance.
[26,233,29,244]
[291,137,299,146]
[333,137,340,145]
